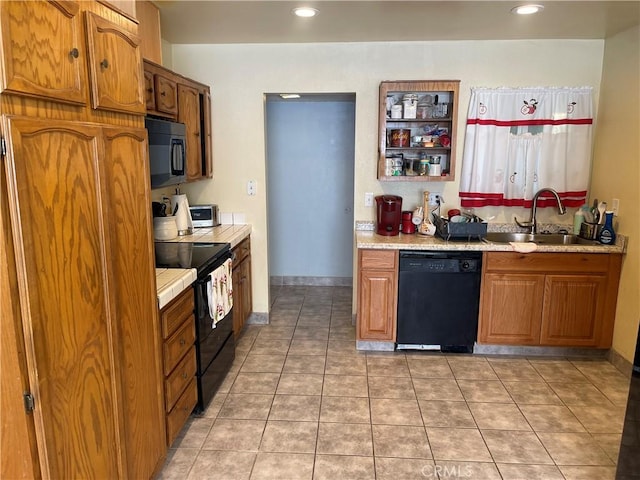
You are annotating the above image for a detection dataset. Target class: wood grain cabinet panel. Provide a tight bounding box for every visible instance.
[540,274,607,346]
[144,69,155,110]
[357,250,398,342]
[154,74,178,114]
[177,83,203,181]
[479,252,622,348]
[101,126,166,478]
[85,11,146,114]
[3,117,122,478]
[232,238,252,339]
[160,288,197,447]
[0,0,87,105]
[479,273,544,345]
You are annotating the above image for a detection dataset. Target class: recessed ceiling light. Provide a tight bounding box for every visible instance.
[511,4,544,15]
[280,94,301,99]
[292,7,318,18]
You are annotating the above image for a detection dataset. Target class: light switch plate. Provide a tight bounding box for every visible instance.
[365,192,374,207]
[611,198,619,216]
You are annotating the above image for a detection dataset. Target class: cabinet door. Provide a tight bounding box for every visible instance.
[3,117,122,479]
[101,126,166,478]
[0,0,86,105]
[358,269,397,341]
[240,255,252,325]
[540,274,607,347]
[178,83,203,181]
[478,273,544,345]
[85,11,146,115]
[154,74,178,114]
[232,263,244,338]
[202,88,213,177]
[144,69,155,110]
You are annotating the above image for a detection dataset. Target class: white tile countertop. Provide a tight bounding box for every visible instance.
[155,224,252,309]
[156,267,197,309]
[158,224,252,249]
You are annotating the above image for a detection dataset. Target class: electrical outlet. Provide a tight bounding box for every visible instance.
[428,193,442,205]
[247,180,257,196]
[365,192,374,207]
[612,198,620,216]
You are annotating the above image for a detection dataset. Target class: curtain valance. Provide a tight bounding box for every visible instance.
[459,87,593,208]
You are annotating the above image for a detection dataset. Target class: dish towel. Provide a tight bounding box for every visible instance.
[510,242,538,253]
[207,258,233,328]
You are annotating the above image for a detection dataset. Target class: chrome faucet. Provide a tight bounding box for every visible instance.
[515,188,567,234]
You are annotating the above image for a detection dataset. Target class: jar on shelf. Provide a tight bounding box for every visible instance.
[419,159,430,176]
[402,94,418,119]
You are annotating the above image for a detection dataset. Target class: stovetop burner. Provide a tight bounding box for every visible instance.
[154,242,230,275]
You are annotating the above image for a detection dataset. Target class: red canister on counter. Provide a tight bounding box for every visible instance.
[401,211,416,234]
[388,129,410,148]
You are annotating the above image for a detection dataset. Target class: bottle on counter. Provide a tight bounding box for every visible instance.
[573,206,586,235]
[598,211,616,245]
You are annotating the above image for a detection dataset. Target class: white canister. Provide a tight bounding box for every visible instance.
[153,216,178,241]
[429,164,442,176]
[390,105,402,119]
[403,94,418,119]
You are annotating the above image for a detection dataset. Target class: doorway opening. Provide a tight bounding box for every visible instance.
[265,93,356,287]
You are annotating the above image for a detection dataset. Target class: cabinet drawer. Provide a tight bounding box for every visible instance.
[163,316,196,375]
[359,249,398,270]
[161,288,194,338]
[484,252,610,274]
[166,378,197,446]
[232,237,251,267]
[164,346,196,411]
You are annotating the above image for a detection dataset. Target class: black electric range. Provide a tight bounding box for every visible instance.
[154,241,235,414]
[154,241,230,275]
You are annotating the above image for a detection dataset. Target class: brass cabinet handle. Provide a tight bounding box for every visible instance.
[100,59,109,69]
[147,87,153,93]
[182,372,188,379]
[195,132,200,137]
[179,338,186,346]
[69,48,79,59]
[160,91,166,96]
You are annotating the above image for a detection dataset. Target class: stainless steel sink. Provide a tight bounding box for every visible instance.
[484,232,599,245]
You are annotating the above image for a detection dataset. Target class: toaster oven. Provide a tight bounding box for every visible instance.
[189,205,220,228]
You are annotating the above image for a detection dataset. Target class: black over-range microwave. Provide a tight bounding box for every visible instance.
[146,117,186,189]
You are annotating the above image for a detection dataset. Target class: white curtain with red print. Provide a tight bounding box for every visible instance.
[459,87,593,208]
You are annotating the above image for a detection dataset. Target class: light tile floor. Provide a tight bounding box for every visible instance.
[158,285,630,480]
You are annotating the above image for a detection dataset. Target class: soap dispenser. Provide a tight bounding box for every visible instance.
[573,206,586,235]
[598,211,616,245]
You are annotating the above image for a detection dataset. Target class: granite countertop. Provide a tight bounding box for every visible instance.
[355,223,626,254]
[155,224,252,309]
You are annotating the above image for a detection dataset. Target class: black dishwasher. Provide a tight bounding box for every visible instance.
[396,251,482,352]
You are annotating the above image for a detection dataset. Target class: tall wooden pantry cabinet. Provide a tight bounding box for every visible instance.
[0,1,166,478]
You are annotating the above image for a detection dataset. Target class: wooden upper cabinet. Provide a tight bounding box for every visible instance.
[202,88,213,177]
[155,74,178,114]
[85,11,146,115]
[0,0,86,105]
[136,0,162,63]
[178,83,203,181]
[3,117,122,479]
[144,69,155,110]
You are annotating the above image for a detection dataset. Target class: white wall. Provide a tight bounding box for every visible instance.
[171,40,605,315]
